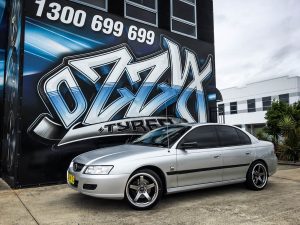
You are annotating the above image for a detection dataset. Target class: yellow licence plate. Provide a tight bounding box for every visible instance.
[67,172,75,185]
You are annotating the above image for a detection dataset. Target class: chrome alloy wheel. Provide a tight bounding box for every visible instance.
[126,173,159,208]
[252,163,268,189]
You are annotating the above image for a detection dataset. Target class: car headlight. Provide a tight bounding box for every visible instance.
[84,166,113,175]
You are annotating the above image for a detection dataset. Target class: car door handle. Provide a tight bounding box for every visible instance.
[245,152,251,155]
[214,155,221,158]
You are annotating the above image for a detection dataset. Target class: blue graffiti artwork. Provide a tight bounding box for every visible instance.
[29,36,213,146]
[21,0,216,148]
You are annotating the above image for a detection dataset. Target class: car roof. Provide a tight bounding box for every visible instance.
[165,123,252,133]
[178,123,232,127]
[177,123,253,132]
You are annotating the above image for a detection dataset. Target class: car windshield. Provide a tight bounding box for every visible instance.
[131,125,191,148]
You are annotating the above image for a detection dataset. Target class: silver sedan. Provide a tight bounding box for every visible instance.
[67,123,277,210]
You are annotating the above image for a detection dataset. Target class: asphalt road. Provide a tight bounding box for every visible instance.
[0,165,299,225]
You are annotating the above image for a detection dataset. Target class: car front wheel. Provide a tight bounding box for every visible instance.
[246,161,268,190]
[125,169,163,210]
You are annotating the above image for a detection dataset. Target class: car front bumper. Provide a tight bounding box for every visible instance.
[67,168,130,200]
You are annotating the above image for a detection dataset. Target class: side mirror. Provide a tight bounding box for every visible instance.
[180,142,198,150]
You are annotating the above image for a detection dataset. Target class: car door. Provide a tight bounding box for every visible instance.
[216,126,255,181]
[176,126,223,187]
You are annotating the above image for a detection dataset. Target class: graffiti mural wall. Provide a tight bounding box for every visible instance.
[1,0,22,182]
[0,0,7,169]
[1,0,217,187]
[0,0,7,99]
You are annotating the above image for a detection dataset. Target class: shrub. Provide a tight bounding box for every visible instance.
[264,101,300,161]
[278,116,300,162]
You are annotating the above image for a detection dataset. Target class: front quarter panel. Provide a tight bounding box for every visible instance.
[108,148,177,189]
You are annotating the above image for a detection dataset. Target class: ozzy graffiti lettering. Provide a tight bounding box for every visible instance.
[30,37,213,145]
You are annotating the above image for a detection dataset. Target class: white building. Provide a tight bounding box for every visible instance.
[217,76,300,135]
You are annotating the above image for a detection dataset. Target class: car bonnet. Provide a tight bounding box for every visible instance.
[73,144,163,165]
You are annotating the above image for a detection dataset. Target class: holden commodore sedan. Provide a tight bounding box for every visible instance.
[67,124,277,210]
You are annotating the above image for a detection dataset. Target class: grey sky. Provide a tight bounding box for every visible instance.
[213,0,300,89]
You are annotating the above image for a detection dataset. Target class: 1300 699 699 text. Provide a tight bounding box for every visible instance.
[34,0,156,45]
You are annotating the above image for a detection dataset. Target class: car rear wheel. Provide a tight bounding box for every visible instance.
[246,161,268,190]
[125,169,163,210]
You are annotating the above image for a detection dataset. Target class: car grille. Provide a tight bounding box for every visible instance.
[73,162,85,172]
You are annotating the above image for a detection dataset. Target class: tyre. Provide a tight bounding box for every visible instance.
[125,169,163,210]
[246,161,268,190]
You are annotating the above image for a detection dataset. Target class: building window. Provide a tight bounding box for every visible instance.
[262,96,272,111]
[230,102,237,114]
[171,0,197,39]
[71,0,108,11]
[218,104,224,115]
[247,99,256,113]
[125,0,158,27]
[279,94,289,104]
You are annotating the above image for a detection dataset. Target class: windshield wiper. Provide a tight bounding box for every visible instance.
[130,142,152,146]
[131,142,166,148]
[149,143,167,148]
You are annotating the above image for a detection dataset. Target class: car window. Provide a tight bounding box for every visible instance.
[132,125,191,147]
[236,129,251,145]
[216,126,240,147]
[178,126,219,149]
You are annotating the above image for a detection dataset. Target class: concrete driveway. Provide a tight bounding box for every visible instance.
[0,165,299,225]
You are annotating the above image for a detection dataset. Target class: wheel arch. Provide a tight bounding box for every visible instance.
[131,165,167,194]
[250,159,269,175]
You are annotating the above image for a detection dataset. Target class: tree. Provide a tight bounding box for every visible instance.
[291,101,300,125]
[264,101,292,146]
